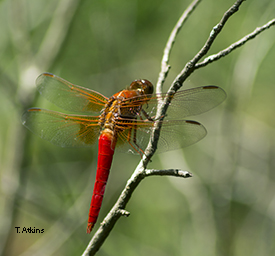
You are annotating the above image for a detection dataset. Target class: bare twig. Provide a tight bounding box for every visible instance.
[82,168,191,256]
[146,0,246,174]
[156,0,202,94]
[149,0,247,164]
[83,0,275,254]
[170,0,246,93]
[145,169,193,178]
[195,18,275,69]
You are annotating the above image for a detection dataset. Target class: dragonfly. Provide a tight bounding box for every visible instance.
[22,72,226,233]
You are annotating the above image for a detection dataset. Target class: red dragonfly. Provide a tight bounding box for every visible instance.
[22,73,226,233]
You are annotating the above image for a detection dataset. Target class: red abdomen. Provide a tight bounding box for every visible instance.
[87,131,116,233]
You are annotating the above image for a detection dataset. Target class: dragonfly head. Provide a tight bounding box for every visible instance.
[129,79,154,96]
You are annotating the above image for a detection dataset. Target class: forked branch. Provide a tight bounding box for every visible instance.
[156,0,202,94]
[82,168,191,256]
[170,0,246,93]
[82,0,275,255]
[195,18,275,69]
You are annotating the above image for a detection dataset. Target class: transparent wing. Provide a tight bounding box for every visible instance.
[165,85,227,118]
[36,73,108,113]
[22,108,101,147]
[112,85,225,155]
[115,119,207,154]
[118,85,226,119]
[23,81,225,153]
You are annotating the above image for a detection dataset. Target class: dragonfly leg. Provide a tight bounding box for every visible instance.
[123,125,144,157]
[130,123,145,157]
[140,109,154,121]
[140,109,165,121]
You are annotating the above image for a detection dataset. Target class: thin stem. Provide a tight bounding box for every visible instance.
[156,0,202,94]
[145,169,193,178]
[171,0,246,92]
[82,168,191,255]
[82,165,145,256]
[82,0,275,254]
[150,0,247,162]
[195,18,275,69]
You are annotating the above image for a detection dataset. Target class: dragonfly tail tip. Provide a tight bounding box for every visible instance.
[86,223,95,234]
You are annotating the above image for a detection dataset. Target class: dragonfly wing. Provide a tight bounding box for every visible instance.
[138,86,226,119]
[22,108,101,147]
[115,119,207,155]
[166,86,226,118]
[36,73,108,113]
[156,120,207,153]
[115,121,154,155]
[110,86,225,154]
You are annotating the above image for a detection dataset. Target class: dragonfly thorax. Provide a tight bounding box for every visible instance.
[99,86,150,134]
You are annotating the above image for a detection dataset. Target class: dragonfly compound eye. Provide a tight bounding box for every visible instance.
[129,79,154,95]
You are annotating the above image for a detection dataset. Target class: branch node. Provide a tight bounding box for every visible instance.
[211,24,219,34]
[117,209,130,217]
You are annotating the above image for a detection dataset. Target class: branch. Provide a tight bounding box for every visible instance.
[170,0,246,93]
[152,0,247,156]
[82,167,191,256]
[156,0,202,94]
[145,169,193,178]
[195,18,275,69]
[82,0,275,254]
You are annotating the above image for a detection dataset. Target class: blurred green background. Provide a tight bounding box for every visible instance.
[1,0,275,255]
